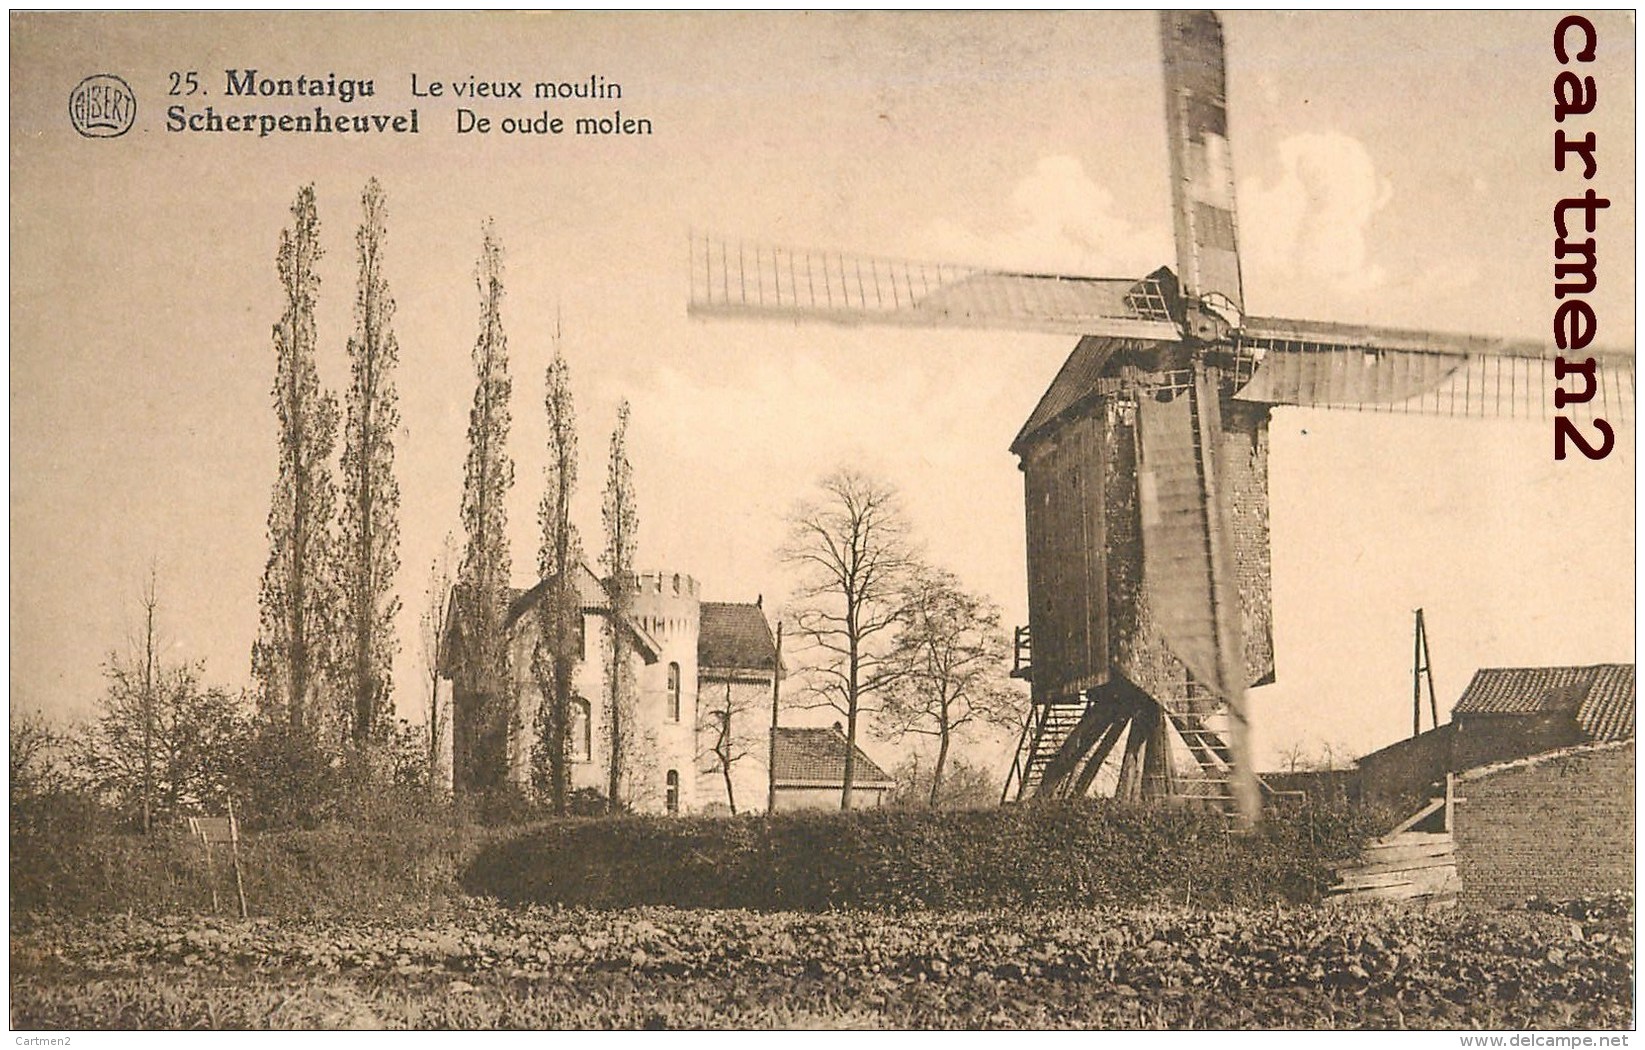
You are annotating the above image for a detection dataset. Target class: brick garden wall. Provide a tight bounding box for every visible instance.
[1454,741,1635,908]
[1453,712,1586,771]
[1357,724,1455,810]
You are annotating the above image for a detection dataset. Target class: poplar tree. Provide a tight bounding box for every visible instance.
[253,185,341,742]
[338,178,402,751]
[453,223,515,797]
[532,347,582,812]
[601,400,638,812]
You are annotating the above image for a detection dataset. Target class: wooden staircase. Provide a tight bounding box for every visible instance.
[1002,696,1092,801]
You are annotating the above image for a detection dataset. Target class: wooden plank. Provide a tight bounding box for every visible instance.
[1357,844,1455,868]
[1388,797,1446,835]
[1336,864,1456,893]
[1115,714,1149,800]
[1340,852,1456,880]
[1069,714,1130,797]
[190,816,235,845]
[1339,880,1456,903]
[1374,831,1452,847]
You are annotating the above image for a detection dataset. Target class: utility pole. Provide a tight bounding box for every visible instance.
[767,621,782,813]
[1412,608,1438,736]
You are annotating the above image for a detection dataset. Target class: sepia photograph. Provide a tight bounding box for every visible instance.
[9,9,1636,1032]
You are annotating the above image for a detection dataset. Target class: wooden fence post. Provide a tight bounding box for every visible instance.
[227,796,249,920]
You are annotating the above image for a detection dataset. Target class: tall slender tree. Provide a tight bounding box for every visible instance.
[601,400,638,812]
[418,531,459,797]
[253,185,341,742]
[338,178,403,751]
[532,345,582,812]
[452,222,515,798]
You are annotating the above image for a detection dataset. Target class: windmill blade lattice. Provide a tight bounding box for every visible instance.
[688,234,1183,341]
[1235,318,1635,423]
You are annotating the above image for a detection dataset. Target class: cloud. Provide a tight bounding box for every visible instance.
[925,155,1171,277]
[1239,131,1393,301]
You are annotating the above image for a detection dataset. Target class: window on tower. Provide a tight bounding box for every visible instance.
[667,661,681,722]
[570,696,592,761]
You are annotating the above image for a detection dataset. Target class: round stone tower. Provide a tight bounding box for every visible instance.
[622,571,701,813]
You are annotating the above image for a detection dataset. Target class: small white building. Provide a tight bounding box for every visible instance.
[770,724,897,810]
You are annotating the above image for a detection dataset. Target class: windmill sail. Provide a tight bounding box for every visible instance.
[687,235,1184,341]
[1235,316,1635,422]
[1161,10,1244,322]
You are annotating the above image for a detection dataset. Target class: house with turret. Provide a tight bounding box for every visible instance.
[442,565,781,813]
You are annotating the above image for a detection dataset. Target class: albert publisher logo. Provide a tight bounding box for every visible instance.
[69,74,136,138]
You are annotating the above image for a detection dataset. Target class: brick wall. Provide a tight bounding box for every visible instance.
[1454,741,1634,908]
[1259,767,1360,805]
[1358,724,1455,809]
[1453,712,1585,771]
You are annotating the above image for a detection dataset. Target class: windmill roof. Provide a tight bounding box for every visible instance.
[698,601,780,674]
[771,726,896,789]
[1453,664,1634,741]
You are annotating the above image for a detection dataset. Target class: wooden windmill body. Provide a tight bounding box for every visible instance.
[688,11,1633,827]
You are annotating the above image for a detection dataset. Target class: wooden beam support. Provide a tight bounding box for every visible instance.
[1036,694,1117,796]
[1115,713,1150,801]
[1069,716,1132,797]
[1141,702,1177,800]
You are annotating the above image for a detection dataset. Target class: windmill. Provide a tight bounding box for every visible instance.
[686,11,1633,827]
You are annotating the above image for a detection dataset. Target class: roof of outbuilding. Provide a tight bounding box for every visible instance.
[1452,664,1634,742]
[698,601,779,673]
[771,726,896,789]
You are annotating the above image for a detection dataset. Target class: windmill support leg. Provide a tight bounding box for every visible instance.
[1069,716,1131,797]
[1037,694,1118,797]
[1115,714,1150,801]
[1142,703,1177,800]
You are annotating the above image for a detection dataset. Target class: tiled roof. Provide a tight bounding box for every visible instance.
[771,726,896,788]
[1453,664,1634,742]
[503,563,611,627]
[699,602,779,673]
[492,563,660,662]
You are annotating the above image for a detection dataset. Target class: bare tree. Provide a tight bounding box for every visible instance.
[11,708,70,806]
[601,400,638,813]
[880,564,1024,806]
[781,469,913,809]
[133,565,160,833]
[87,585,248,825]
[1276,740,1313,774]
[418,532,459,797]
[697,678,760,814]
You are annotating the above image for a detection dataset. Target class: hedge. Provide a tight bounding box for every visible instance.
[462,799,1382,911]
[11,798,1383,919]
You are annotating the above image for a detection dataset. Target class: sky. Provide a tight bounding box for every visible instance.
[9,11,1636,771]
